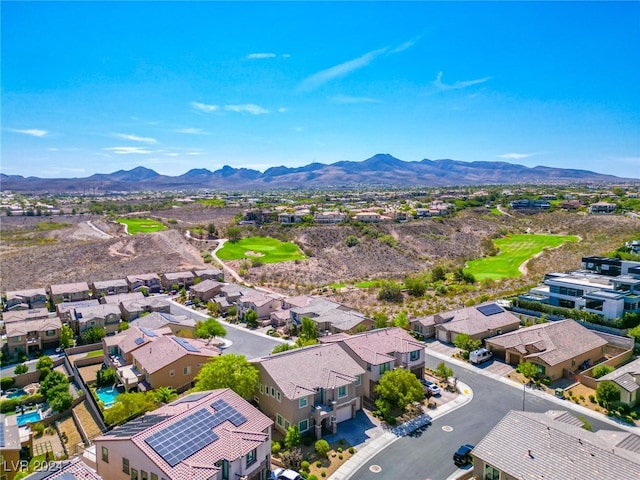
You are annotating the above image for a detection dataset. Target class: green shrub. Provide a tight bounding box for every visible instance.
[315,439,330,457]
[315,461,322,468]
[1,377,15,390]
[338,454,343,460]
[348,447,355,454]
[300,461,310,472]
[0,399,19,413]
[589,395,596,403]
[14,364,28,375]
[271,442,281,455]
[320,472,326,478]
[307,475,318,480]
[32,422,45,435]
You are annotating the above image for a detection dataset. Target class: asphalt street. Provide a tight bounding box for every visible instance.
[347,353,626,480]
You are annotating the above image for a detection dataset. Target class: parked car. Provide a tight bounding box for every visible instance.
[423,380,441,396]
[270,468,302,480]
[453,444,475,467]
[469,348,493,365]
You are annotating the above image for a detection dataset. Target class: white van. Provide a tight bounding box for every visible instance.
[469,348,493,364]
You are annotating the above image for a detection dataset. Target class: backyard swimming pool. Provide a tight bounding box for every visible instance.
[96,385,121,407]
[17,410,42,426]
[5,388,27,399]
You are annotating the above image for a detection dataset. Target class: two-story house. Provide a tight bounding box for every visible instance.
[237,292,281,322]
[48,282,91,304]
[72,303,123,335]
[192,268,224,282]
[94,389,273,480]
[92,279,129,298]
[189,279,223,302]
[252,344,365,439]
[5,315,62,356]
[160,271,195,291]
[321,327,425,400]
[4,288,48,311]
[126,273,162,294]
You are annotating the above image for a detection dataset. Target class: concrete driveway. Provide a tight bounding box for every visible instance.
[323,410,385,448]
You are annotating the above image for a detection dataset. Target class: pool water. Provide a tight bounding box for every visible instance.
[17,410,42,426]
[96,386,120,407]
[6,389,27,399]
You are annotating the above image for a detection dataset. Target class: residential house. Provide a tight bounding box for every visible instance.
[237,291,281,323]
[472,409,640,480]
[102,292,145,306]
[126,273,162,294]
[129,335,221,392]
[353,212,383,223]
[523,257,640,320]
[509,199,551,210]
[189,279,223,302]
[433,303,520,344]
[277,209,310,224]
[103,326,165,369]
[5,315,62,356]
[290,297,373,335]
[71,303,122,335]
[410,313,451,339]
[160,271,196,291]
[1,414,34,480]
[485,320,609,381]
[48,282,91,304]
[589,201,617,214]
[219,284,254,304]
[130,312,196,336]
[57,299,100,323]
[314,211,346,224]
[597,357,640,407]
[92,279,129,298]
[120,297,171,322]
[3,308,51,325]
[22,457,102,480]
[252,343,365,439]
[192,268,224,282]
[4,288,48,311]
[94,389,273,480]
[321,327,425,400]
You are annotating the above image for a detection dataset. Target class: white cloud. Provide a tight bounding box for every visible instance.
[247,52,277,59]
[388,38,418,54]
[104,146,153,155]
[186,152,203,156]
[277,107,288,113]
[190,101,220,113]
[9,128,48,137]
[115,133,157,144]
[224,104,269,115]
[329,94,380,104]
[175,128,211,135]
[498,153,538,160]
[433,72,491,91]
[165,153,180,157]
[298,47,388,92]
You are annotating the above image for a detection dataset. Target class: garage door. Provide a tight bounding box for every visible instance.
[437,329,449,343]
[336,405,352,423]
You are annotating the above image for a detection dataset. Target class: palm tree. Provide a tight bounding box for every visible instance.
[154,386,178,404]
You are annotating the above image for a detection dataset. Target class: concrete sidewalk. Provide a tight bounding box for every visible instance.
[330,381,473,480]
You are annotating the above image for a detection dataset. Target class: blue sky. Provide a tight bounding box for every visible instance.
[2,1,639,179]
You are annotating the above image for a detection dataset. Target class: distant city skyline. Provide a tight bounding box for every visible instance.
[2,2,639,179]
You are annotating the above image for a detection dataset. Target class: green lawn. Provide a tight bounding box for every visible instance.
[465,233,579,281]
[217,236,305,264]
[85,350,104,358]
[117,217,166,234]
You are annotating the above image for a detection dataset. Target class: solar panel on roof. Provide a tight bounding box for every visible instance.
[0,423,5,448]
[172,336,200,352]
[172,391,211,405]
[145,408,218,467]
[477,303,504,316]
[210,399,247,427]
[139,327,158,337]
[134,337,145,345]
[58,473,78,480]
[106,414,169,437]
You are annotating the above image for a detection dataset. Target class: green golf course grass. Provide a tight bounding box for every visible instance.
[465,233,579,281]
[217,236,306,264]
[117,217,166,234]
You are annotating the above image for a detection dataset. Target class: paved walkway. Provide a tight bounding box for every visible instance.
[330,381,473,480]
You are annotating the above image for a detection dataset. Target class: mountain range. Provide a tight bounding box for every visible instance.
[1,154,633,193]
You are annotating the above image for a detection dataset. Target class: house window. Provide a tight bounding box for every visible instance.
[410,350,420,361]
[183,366,191,375]
[284,420,290,430]
[169,370,175,377]
[299,419,309,432]
[338,386,347,398]
[536,364,546,375]
[366,363,371,371]
[101,447,108,463]
[260,384,264,394]
[484,464,500,480]
[299,397,308,408]
[271,387,275,397]
[151,475,158,480]
[355,375,362,386]
[277,414,283,426]
[141,472,148,480]
[246,448,257,467]
[13,336,22,343]
[379,363,391,375]
[131,469,138,480]
[122,458,130,474]
[215,460,229,480]
[276,391,281,402]
[45,330,56,337]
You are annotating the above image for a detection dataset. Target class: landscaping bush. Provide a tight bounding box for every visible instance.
[589,395,596,403]
[32,422,45,435]
[315,439,330,457]
[307,475,318,480]
[271,441,281,455]
[300,461,310,473]
[592,364,614,379]
[0,399,19,413]
[14,364,28,375]
[1,377,15,390]
[348,447,355,454]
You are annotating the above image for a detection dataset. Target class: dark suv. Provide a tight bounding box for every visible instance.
[453,444,474,467]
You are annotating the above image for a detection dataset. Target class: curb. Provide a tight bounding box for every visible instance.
[329,381,473,480]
